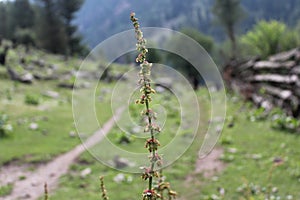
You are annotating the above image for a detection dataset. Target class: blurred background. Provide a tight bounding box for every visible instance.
[0,0,300,200]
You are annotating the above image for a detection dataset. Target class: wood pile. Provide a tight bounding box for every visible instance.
[223,47,300,117]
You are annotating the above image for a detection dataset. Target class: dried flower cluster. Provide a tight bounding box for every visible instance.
[130,12,176,200]
[100,176,109,200]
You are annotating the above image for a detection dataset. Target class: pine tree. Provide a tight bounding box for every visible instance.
[11,0,35,29]
[37,0,67,54]
[0,3,7,39]
[212,0,245,58]
[58,0,85,56]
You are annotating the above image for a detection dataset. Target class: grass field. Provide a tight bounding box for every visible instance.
[0,45,299,200]
[50,91,300,200]
[200,95,300,200]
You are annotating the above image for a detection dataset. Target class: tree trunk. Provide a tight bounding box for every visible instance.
[227,25,236,59]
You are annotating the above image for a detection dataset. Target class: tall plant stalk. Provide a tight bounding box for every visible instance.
[130,12,176,200]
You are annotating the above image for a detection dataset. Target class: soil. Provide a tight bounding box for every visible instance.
[185,148,225,183]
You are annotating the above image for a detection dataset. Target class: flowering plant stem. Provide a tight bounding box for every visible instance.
[130,12,176,200]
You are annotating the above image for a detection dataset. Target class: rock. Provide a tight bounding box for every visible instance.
[113,156,134,169]
[81,82,91,88]
[32,59,45,68]
[98,96,104,102]
[69,131,76,138]
[113,173,125,183]
[155,78,173,92]
[20,73,34,84]
[155,86,166,93]
[100,88,111,94]
[49,64,58,70]
[24,65,35,70]
[43,91,59,99]
[227,148,237,154]
[29,123,38,130]
[251,154,262,160]
[218,187,225,196]
[131,126,141,134]
[57,83,75,89]
[80,168,92,178]
[6,67,33,84]
[127,175,133,183]
[31,180,38,186]
[22,193,31,199]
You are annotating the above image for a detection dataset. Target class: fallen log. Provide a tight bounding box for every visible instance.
[269,48,299,62]
[263,85,292,100]
[253,61,295,70]
[249,74,298,84]
[224,47,300,117]
[291,66,300,75]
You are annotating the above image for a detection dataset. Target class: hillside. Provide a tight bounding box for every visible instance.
[75,0,300,47]
[1,38,300,199]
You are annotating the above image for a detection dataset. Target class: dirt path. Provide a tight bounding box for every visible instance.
[185,148,225,183]
[0,107,124,200]
[179,148,225,200]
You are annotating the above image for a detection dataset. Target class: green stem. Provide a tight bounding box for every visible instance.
[145,89,156,193]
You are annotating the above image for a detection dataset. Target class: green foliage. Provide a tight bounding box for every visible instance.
[11,0,35,29]
[57,0,87,56]
[200,97,300,199]
[36,0,67,54]
[180,28,214,53]
[0,113,13,137]
[248,107,268,122]
[235,181,284,200]
[24,93,40,106]
[280,29,300,51]
[0,3,7,38]
[115,132,132,144]
[0,0,85,55]
[241,20,285,57]
[212,0,245,29]
[271,113,300,132]
[212,0,245,57]
[0,184,13,197]
[14,28,36,47]
[241,20,300,58]
[147,46,163,64]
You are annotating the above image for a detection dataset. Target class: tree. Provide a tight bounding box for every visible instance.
[58,0,85,56]
[14,28,36,51]
[212,0,245,58]
[0,3,7,39]
[36,0,67,54]
[240,20,299,58]
[11,0,35,29]
[181,28,214,53]
[165,29,214,89]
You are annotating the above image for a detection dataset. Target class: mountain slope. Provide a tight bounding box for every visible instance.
[75,0,300,47]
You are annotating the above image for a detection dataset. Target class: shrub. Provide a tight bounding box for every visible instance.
[241,20,300,58]
[241,20,285,58]
[0,113,13,137]
[25,93,40,105]
[14,28,36,47]
[0,184,13,197]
